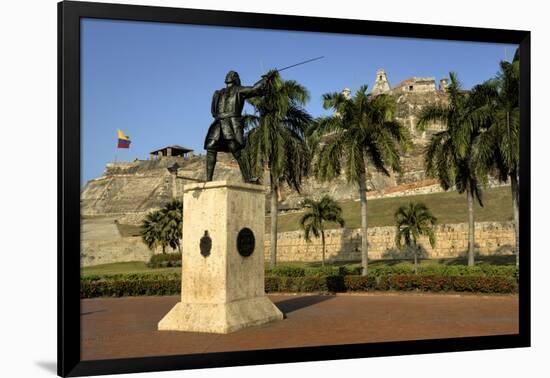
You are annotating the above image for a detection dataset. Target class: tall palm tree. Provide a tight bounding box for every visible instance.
[299,195,345,266]
[472,50,520,266]
[242,71,312,268]
[394,202,437,274]
[417,72,486,267]
[310,86,410,275]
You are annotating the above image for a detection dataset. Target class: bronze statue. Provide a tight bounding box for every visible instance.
[204,70,276,183]
[204,57,324,182]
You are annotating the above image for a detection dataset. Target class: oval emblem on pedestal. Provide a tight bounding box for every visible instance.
[237,227,255,257]
[200,230,212,257]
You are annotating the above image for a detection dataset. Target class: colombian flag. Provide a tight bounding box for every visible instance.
[117,129,131,148]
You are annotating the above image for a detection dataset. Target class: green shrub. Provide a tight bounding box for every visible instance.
[80,278,181,298]
[368,264,414,277]
[265,265,306,278]
[306,266,341,277]
[265,275,330,292]
[343,275,377,291]
[378,274,517,293]
[265,276,281,292]
[81,272,180,282]
[339,265,363,276]
[414,265,516,277]
[264,263,516,279]
[147,253,182,268]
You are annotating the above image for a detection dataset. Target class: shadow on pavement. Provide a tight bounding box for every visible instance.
[81,309,106,316]
[275,295,334,316]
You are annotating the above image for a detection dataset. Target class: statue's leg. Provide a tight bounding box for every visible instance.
[227,140,250,183]
[206,149,217,181]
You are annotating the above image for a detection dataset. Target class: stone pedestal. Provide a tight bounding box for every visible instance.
[158,181,283,333]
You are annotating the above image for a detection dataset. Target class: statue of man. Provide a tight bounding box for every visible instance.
[204,70,276,182]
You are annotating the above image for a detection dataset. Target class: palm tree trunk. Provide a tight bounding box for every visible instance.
[507,110,520,267]
[467,188,475,267]
[511,173,520,267]
[321,230,326,267]
[359,166,369,276]
[270,172,278,268]
[413,243,418,275]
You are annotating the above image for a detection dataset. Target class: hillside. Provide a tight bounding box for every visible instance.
[268,186,513,233]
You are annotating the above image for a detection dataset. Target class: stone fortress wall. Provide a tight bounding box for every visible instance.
[264,222,515,263]
[80,218,515,267]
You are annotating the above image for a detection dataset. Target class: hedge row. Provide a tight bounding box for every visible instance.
[265,264,518,278]
[345,275,517,293]
[82,272,180,282]
[264,275,517,294]
[147,253,182,268]
[81,279,180,298]
[144,257,518,277]
[81,274,517,298]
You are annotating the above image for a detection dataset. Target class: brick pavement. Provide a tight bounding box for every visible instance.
[81,293,518,360]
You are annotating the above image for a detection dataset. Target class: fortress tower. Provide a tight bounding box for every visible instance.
[341,87,351,99]
[439,78,449,92]
[372,68,391,95]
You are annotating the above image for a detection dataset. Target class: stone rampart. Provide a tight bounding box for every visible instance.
[263,222,515,263]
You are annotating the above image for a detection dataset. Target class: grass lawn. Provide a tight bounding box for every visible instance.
[268,186,513,233]
[81,261,180,277]
[81,255,515,278]
[115,223,142,237]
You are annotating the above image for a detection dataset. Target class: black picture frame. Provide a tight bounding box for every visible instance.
[58,1,531,376]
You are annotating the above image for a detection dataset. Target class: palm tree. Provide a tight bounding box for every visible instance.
[140,199,183,254]
[417,72,486,267]
[140,210,168,254]
[394,202,437,274]
[472,50,520,266]
[160,199,183,253]
[310,86,410,276]
[242,71,312,268]
[299,195,345,266]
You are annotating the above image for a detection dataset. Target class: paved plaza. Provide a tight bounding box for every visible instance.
[81,293,518,360]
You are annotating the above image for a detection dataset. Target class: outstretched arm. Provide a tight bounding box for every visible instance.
[239,70,277,98]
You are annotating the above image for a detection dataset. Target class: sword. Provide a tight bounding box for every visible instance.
[275,56,324,73]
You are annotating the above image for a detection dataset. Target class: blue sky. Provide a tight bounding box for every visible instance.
[81,18,517,185]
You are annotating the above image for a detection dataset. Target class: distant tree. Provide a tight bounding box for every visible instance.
[243,71,312,268]
[394,202,437,274]
[309,86,410,275]
[472,49,520,266]
[140,210,168,254]
[140,199,183,254]
[160,199,183,253]
[299,195,345,266]
[417,72,486,267]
